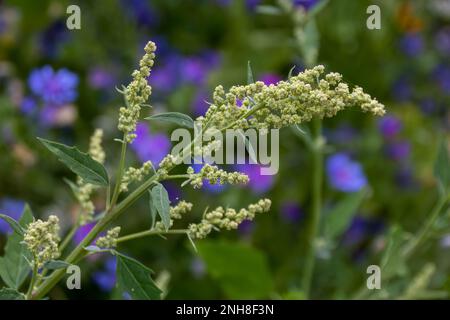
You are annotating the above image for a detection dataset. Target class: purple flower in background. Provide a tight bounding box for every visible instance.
[419,98,438,115]
[259,73,282,85]
[433,65,450,95]
[162,182,183,203]
[20,96,37,115]
[343,216,384,246]
[246,0,262,11]
[131,122,171,166]
[399,33,424,57]
[293,0,319,11]
[385,140,411,162]
[394,166,415,189]
[191,163,228,193]
[192,90,210,117]
[190,258,206,278]
[377,115,402,139]
[435,27,450,55]
[238,220,255,237]
[73,222,96,245]
[88,67,116,89]
[39,21,69,58]
[93,257,116,292]
[121,0,159,27]
[280,201,303,223]
[325,124,357,145]
[182,57,208,85]
[0,198,25,234]
[28,66,79,106]
[392,77,412,102]
[234,164,275,194]
[326,153,367,192]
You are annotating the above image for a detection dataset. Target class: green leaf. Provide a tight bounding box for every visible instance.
[0,214,24,236]
[115,252,162,300]
[247,61,254,84]
[197,240,273,299]
[255,5,282,15]
[63,178,80,199]
[434,139,449,195]
[287,65,296,79]
[146,112,194,129]
[295,19,319,67]
[307,0,330,19]
[0,288,25,300]
[0,205,34,289]
[150,184,171,231]
[381,225,408,279]
[43,260,71,270]
[323,190,366,241]
[37,138,109,186]
[148,190,157,228]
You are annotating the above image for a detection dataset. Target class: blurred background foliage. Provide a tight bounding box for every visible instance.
[0,0,449,299]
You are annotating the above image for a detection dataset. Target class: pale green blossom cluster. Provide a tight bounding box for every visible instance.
[96,226,121,249]
[188,199,271,239]
[120,160,153,192]
[157,154,177,178]
[154,200,193,231]
[202,65,385,131]
[186,164,249,189]
[23,215,60,268]
[76,129,105,224]
[118,41,157,143]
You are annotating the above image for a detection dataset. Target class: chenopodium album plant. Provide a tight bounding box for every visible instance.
[0,41,387,300]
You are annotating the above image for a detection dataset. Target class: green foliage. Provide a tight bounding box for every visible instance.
[247,61,254,84]
[0,288,25,300]
[43,260,71,270]
[323,190,366,241]
[0,214,25,236]
[0,205,33,290]
[115,252,162,300]
[197,240,273,299]
[434,139,450,196]
[150,184,171,231]
[146,112,194,129]
[38,138,109,186]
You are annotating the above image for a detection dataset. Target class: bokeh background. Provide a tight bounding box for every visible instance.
[0,0,449,299]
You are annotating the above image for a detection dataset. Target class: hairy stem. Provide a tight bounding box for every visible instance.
[117,229,189,244]
[301,118,324,298]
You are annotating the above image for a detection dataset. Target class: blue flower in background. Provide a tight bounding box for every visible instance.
[93,257,116,292]
[325,124,358,145]
[399,32,424,57]
[88,67,116,90]
[433,65,450,95]
[377,115,402,139]
[121,0,159,27]
[234,164,275,194]
[385,140,411,162]
[238,220,255,237]
[190,257,206,279]
[131,122,171,166]
[73,222,96,245]
[20,96,37,115]
[280,201,303,223]
[392,76,412,102]
[191,163,228,193]
[28,65,79,106]
[326,153,367,192]
[293,0,319,11]
[259,73,282,85]
[435,27,450,55]
[343,216,384,246]
[0,198,25,234]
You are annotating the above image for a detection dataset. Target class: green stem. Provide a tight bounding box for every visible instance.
[117,229,189,244]
[31,174,160,300]
[301,119,323,298]
[26,258,38,299]
[110,138,128,208]
[402,196,448,259]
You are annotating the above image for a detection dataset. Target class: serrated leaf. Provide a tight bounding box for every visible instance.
[0,205,33,289]
[38,138,109,186]
[0,214,24,236]
[197,240,273,299]
[0,288,25,300]
[43,260,71,270]
[247,61,254,84]
[115,252,162,300]
[150,184,171,231]
[434,139,449,195]
[323,190,366,241]
[146,112,194,129]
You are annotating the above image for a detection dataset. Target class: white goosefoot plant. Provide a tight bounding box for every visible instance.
[0,41,387,300]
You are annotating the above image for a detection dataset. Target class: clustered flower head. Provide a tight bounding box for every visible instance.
[118,41,157,143]
[188,199,271,239]
[96,226,121,249]
[76,129,105,224]
[120,160,153,192]
[202,65,385,131]
[23,215,60,268]
[157,154,177,177]
[186,164,249,189]
[154,200,193,231]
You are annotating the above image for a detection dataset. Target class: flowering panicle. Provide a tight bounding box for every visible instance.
[96,226,121,249]
[188,199,271,239]
[202,65,385,131]
[186,164,249,189]
[157,154,177,178]
[24,215,60,268]
[154,201,193,231]
[76,129,105,224]
[118,41,157,143]
[120,161,153,192]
